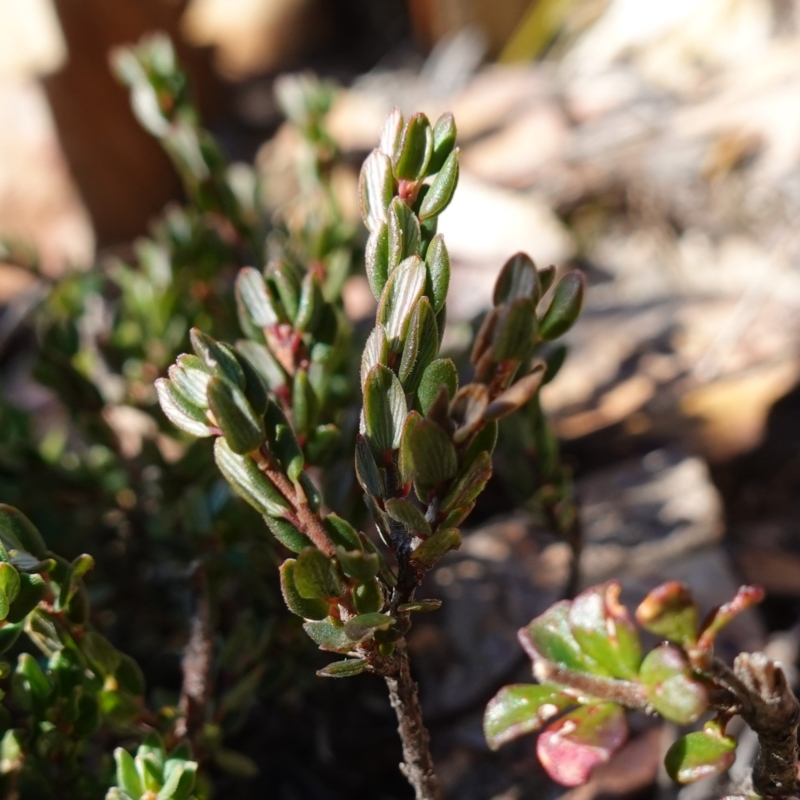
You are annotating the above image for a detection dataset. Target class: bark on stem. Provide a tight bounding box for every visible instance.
[384,639,442,800]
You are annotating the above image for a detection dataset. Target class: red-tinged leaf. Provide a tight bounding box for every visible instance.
[484,684,572,750]
[664,728,736,784]
[519,601,608,675]
[639,644,709,724]
[537,704,627,787]
[697,585,765,652]
[635,581,698,647]
[568,582,641,680]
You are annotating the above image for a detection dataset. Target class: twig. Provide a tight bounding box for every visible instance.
[176,563,213,742]
[732,653,800,798]
[383,639,442,800]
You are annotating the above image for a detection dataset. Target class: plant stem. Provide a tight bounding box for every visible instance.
[176,563,213,742]
[729,653,799,797]
[384,639,442,800]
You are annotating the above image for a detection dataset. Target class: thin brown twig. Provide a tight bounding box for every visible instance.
[176,563,213,742]
[383,639,442,800]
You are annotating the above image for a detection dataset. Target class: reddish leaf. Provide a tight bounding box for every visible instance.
[537,704,628,787]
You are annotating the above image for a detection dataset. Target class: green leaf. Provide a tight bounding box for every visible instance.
[359,149,394,232]
[155,378,214,437]
[82,630,122,678]
[491,298,536,362]
[15,652,53,710]
[424,234,450,313]
[335,548,379,582]
[484,365,545,421]
[0,506,47,559]
[294,548,342,599]
[269,260,301,321]
[168,355,211,408]
[398,410,422,486]
[317,658,368,678]
[0,564,20,621]
[388,197,422,271]
[484,684,572,750]
[639,644,708,724]
[428,112,457,175]
[441,451,492,513]
[157,760,194,800]
[8,551,54,574]
[397,599,442,613]
[263,516,312,552]
[355,434,385,498]
[116,653,146,697]
[539,271,585,340]
[279,560,329,620]
[207,377,265,454]
[377,255,426,351]
[538,264,556,294]
[236,266,277,328]
[494,252,538,305]
[0,622,23,654]
[393,113,433,180]
[399,298,439,394]
[379,107,404,158]
[385,499,431,537]
[323,515,362,550]
[568,582,641,680]
[519,601,606,674]
[190,328,245,387]
[233,348,269,417]
[292,369,317,438]
[417,358,458,416]
[635,581,698,647]
[214,438,291,517]
[264,400,305,482]
[353,579,384,614]
[361,324,389,391]
[6,573,46,624]
[411,528,461,567]
[236,339,287,392]
[295,272,324,333]
[419,148,459,220]
[408,419,457,492]
[303,617,355,653]
[664,728,736,784]
[365,222,390,300]
[343,613,394,642]
[56,554,94,612]
[537,704,627,787]
[115,747,144,798]
[363,365,407,453]
[305,424,340,465]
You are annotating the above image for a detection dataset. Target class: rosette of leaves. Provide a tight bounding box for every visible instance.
[107,733,199,800]
[485,581,775,789]
[0,506,147,797]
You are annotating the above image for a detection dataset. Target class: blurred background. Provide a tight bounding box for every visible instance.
[2,0,800,798]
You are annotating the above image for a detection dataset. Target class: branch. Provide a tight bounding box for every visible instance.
[733,652,800,798]
[383,639,442,800]
[176,563,213,742]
